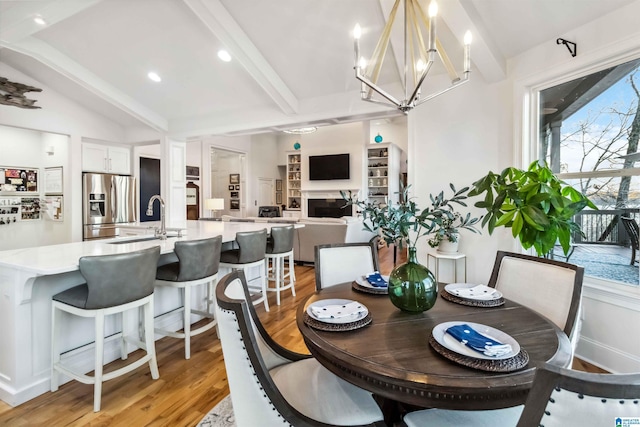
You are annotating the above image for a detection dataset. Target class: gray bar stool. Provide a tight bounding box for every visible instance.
[265,225,296,305]
[50,246,161,412]
[154,236,222,359]
[219,228,269,311]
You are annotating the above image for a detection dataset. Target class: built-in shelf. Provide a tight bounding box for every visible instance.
[366,142,401,205]
[287,153,301,210]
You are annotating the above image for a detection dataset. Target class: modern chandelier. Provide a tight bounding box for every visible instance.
[353,0,471,113]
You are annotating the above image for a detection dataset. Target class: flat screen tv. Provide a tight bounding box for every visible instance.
[308,153,350,180]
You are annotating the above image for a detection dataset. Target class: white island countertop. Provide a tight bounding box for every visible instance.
[0,220,294,276]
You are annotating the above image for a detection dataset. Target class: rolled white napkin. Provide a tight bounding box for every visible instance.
[451,284,499,300]
[310,301,366,319]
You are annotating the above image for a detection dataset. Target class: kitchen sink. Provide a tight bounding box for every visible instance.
[108,235,178,244]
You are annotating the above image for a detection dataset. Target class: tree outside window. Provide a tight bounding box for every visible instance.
[538,58,640,285]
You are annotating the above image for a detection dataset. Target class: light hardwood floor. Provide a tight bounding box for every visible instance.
[0,246,606,426]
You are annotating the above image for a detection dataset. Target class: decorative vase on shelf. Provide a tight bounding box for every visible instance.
[388,247,437,313]
[437,234,459,254]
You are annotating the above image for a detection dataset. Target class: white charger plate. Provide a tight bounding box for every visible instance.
[307,299,369,324]
[432,321,519,360]
[444,283,503,301]
[355,275,390,289]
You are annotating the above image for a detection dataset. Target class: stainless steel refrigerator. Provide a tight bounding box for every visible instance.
[82,173,137,240]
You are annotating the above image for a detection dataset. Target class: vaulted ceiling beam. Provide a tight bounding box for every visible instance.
[182,0,299,115]
[2,38,168,131]
[0,0,167,130]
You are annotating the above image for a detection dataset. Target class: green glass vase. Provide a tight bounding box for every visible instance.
[388,247,437,312]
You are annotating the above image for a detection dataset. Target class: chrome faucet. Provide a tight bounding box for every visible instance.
[146,195,166,240]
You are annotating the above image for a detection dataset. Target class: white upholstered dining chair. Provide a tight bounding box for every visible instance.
[215,270,385,427]
[405,362,640,427]
[403,251,586,427]
[314,240,379,290]
[488,251,584,354]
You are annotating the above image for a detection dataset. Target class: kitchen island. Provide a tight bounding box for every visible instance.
[0,220,292,407]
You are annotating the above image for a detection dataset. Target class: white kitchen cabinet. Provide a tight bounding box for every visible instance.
[282,210,301,219]
[82,143,131,175]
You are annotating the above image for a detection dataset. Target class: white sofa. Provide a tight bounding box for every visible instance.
[294,217,377,264]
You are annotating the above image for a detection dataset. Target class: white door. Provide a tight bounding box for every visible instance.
[258,178,274,210]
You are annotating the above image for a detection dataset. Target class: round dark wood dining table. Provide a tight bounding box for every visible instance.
[296,282,572,412]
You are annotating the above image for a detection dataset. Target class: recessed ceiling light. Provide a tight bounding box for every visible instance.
[33,16,47,25]
[147,72,162,82]
[217,50,232,62]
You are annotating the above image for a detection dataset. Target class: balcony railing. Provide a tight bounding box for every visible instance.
[573,208,640,245]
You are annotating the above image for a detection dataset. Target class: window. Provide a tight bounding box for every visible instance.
[538,58,640,285]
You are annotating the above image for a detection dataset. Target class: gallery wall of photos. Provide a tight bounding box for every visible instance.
[229,173,240,210]
[0,166,62,225]
[0,167,41,225]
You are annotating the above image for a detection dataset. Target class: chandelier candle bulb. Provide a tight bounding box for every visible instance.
[353,24,361,68]
[428,1,438,52]
[464,31,472,73]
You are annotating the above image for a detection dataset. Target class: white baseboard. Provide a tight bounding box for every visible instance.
[0,377,50,407]
[576,336,640,373]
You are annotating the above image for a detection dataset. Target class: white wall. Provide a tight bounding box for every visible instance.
[409,1,640,373]
[0,62,128,245]
[278,122,366,193]
[410,73,515,284]
[248,134,280,217]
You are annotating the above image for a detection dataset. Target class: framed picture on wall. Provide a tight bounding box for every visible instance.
[1,167,39,193]
[276,179,282,191]
[235,184,240,190]
[43,196,63,221]
[276,192,282,204]
[230,199,240,210]
[228,185,234,190]
[44,166,63,195]
[186,165,200,180]
[230,191,239,198]
[229,173,240,184]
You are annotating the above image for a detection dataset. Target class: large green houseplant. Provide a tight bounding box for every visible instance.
[342,184,480,312]
[468,161,597,256]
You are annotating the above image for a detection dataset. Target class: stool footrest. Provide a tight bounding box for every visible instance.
[53,353,153,385]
